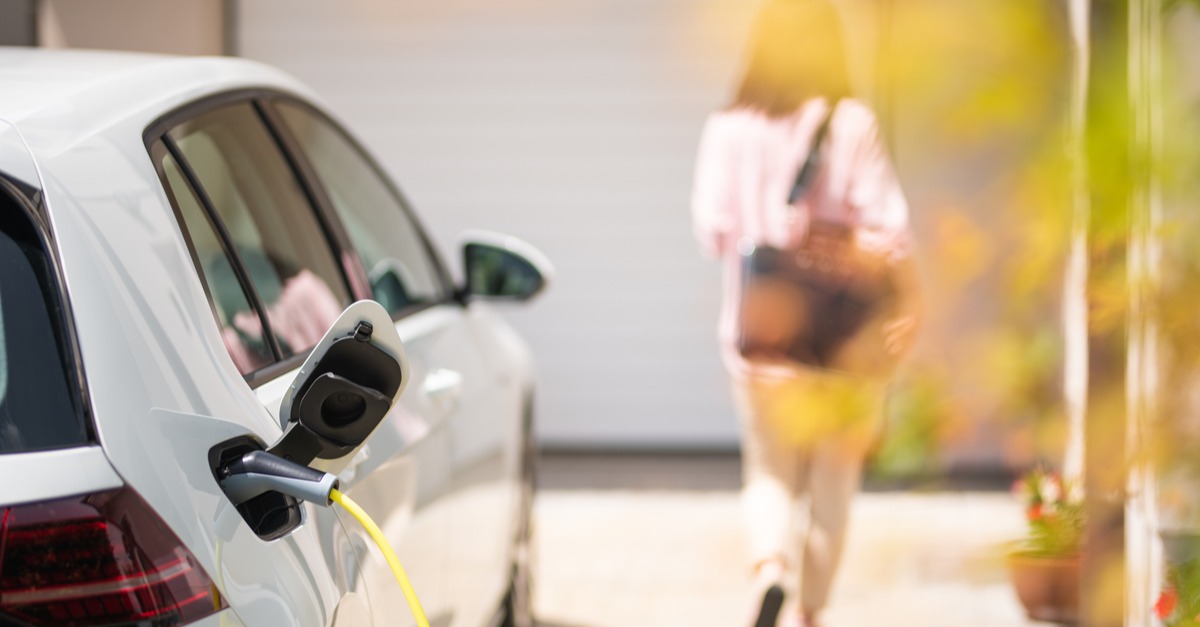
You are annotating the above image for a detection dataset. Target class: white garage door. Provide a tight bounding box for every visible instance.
[236,0,891,450]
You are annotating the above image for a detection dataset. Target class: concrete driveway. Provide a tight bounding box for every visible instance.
[532,453,1056,627]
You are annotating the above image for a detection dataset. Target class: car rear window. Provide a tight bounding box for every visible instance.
[0,187,89,453]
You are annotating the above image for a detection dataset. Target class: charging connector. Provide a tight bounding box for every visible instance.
[217,449,430,627]
[218,450,339,507]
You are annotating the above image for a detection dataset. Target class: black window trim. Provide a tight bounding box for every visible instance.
[146,90,358,386]
[160,94,361,307]
[257,94,459,320]
[248,98,369,302]
[0,172,97,449]
[144,87,460,389]
[151,139,285,365]
[249,98,372,304]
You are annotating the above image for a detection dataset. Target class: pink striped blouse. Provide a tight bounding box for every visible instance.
[690,97,911,377]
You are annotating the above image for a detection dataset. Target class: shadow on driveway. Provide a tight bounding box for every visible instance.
[537,450,1018,494]
[537,451,741,492]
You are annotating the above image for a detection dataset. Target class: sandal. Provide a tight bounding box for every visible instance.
[753,584,785,627]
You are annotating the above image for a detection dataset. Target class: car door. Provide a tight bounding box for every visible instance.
[147,143,361,625]
[267,99,522,627]
[150,96,451,625]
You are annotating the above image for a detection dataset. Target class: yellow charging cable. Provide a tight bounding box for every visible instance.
[330,488,430,627]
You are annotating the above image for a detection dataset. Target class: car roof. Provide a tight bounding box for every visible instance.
[0,47,317,166]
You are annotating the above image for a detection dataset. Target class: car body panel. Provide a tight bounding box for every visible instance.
[41,142,352,624]
[0,47,538,627]
[0,446,122,505]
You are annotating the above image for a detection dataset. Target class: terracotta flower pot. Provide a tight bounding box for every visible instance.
[1007,552,1081,624]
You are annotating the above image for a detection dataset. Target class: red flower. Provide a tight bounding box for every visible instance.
[1026,504,1043,522]
[1156,587,1177,620]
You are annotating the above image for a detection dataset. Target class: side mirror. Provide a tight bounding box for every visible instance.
[460,230,554,302]
[268,300,408,473]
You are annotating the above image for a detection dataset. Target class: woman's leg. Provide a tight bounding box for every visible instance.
[798,437,869,619]
[733,378,808,574]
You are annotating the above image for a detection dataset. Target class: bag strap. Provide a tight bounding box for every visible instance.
[787,100,838,205]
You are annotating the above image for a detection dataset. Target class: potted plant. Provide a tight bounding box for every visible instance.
[1007,467,1084,623]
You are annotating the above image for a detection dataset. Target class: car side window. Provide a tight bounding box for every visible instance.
[275,101,446,317]
[167,102,351,361]
[158,148,275,374]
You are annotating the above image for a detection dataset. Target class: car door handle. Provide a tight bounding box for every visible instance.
[421,368,463,411]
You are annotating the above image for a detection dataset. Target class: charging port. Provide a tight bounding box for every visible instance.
[208,436,302,540]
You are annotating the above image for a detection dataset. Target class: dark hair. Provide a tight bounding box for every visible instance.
[731,0,853,116]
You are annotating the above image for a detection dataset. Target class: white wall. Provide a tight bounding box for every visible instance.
[236,0,1061,457]
[237,0,769,449]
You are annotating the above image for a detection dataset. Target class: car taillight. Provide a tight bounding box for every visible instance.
[0,487,225,626]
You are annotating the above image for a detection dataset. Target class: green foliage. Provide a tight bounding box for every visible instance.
[1159,559,1200,626]
[1023,501,1085,557]
[870,373,953,478]
[1165,0,1200,12]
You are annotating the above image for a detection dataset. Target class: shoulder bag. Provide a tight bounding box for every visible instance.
[736,103,901,377]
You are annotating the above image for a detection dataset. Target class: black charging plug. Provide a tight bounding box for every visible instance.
[218,450,339,507]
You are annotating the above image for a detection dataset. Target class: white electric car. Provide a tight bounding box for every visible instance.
[0,48,547,627]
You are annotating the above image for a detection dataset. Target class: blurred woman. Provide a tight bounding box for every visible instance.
[690,1,918,625]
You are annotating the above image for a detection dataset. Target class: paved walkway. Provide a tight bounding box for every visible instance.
[532,454,1055,627]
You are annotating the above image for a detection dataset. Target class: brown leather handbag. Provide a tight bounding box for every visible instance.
[736,106,900,376]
